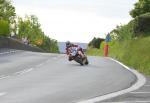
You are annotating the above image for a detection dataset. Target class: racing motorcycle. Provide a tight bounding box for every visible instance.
[68,47,89,65]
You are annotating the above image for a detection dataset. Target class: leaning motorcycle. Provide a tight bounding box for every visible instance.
[68,47,89,65]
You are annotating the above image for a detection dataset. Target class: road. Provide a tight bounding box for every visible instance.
[97,76,150,103]
[0,51,137,103]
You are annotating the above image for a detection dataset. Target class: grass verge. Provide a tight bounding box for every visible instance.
[87,37,150,75]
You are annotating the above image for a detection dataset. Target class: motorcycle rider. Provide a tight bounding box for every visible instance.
[65,41,85,61]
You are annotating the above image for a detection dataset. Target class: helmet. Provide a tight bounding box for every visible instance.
[66,41,71,47]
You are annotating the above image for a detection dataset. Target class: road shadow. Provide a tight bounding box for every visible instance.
[68,62,104,69]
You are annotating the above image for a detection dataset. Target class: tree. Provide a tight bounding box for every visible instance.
[130,0,150,18]
[17,15,59,53]
[17,15,44,45]
[0,19,9,36]
[110,22,135,41]
[133,12,150,35]
[88,37,104,49]
[0,0,16,36]
[0,0,16,21]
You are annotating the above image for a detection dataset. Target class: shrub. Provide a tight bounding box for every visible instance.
[88,37,104,49]
[0,20,10,37]
[110,21,135,41]
[133,12,150,36]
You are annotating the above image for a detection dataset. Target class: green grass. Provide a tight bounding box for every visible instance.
[87,47,101,56]
[87,36,150,75]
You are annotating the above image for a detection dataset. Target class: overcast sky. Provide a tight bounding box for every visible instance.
[12,0,137,43]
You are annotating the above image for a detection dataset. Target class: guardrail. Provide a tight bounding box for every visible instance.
[0,37,44,52]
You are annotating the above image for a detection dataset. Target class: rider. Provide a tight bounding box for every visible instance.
[65,41,85,61]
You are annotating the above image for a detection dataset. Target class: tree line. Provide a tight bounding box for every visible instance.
[88,37,104,49]
[110,0,150,41]
[89,0,150,48]
[0,0,59,53]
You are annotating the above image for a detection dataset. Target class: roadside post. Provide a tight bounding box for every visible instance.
[104,33,111,57]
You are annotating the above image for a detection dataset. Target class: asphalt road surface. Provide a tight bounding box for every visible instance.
[0,51,137,103]
[98,76,150,103]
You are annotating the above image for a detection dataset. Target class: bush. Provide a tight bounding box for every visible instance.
[110,22,135,41]
[0,20,10,37]
[88,36,150,75]
[111,13,150,41]
[87,41,114,56]
[133,12,150,36]
[88,37,104,49]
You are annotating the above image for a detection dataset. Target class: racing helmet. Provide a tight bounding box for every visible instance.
[66,41,71,47]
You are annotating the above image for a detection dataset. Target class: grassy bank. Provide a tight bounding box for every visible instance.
[87,36,150,75]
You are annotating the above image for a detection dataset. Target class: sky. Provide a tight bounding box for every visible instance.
[12,0,137,43]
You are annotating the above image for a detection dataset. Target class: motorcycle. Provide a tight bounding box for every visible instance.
[68,47,89,65]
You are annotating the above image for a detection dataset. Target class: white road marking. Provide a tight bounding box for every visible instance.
[0,68,34,80]
[0,50,17,55]
[35,59,51,68]
[10,51,16,53]
[0,58,49,80]
[144,85,150,87]
[0,52,10,55]
[36,63,45,67]
[0,75,10,80]
[130,92,150,94]
[17,68,33,75]
[77,57,146,103]
[0,92,7,96]
[37,64,43,67]
[103,101,150,103]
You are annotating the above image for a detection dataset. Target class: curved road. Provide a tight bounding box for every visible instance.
[0,51,136,103]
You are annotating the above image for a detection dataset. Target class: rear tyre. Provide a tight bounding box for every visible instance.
[85,58,89,65]
[74,56,84,65]
[85,60,88,65]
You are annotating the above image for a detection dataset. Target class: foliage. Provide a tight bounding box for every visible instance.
[87,47,100,56]
[109,37,150,75]
[0,0,16,21]
[100,0,150,76]
[88,37,150,75]
[130,0,150,18]
[0,0,16,36]
[17,15,42,45]
[0,19,9,36]
[110,13,150,41]
[88,0,150,76]
[111,0,150,40]
[133,12,150,36]
[0,0,58,52]
[110,20,135,41]
[39,35,59,53]
[88,37,104,49]
[17,15,59,53]
[87,41,114,56]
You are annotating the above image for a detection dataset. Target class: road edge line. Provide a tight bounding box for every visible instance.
[77,57,146,103]
[0,50,17,55]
